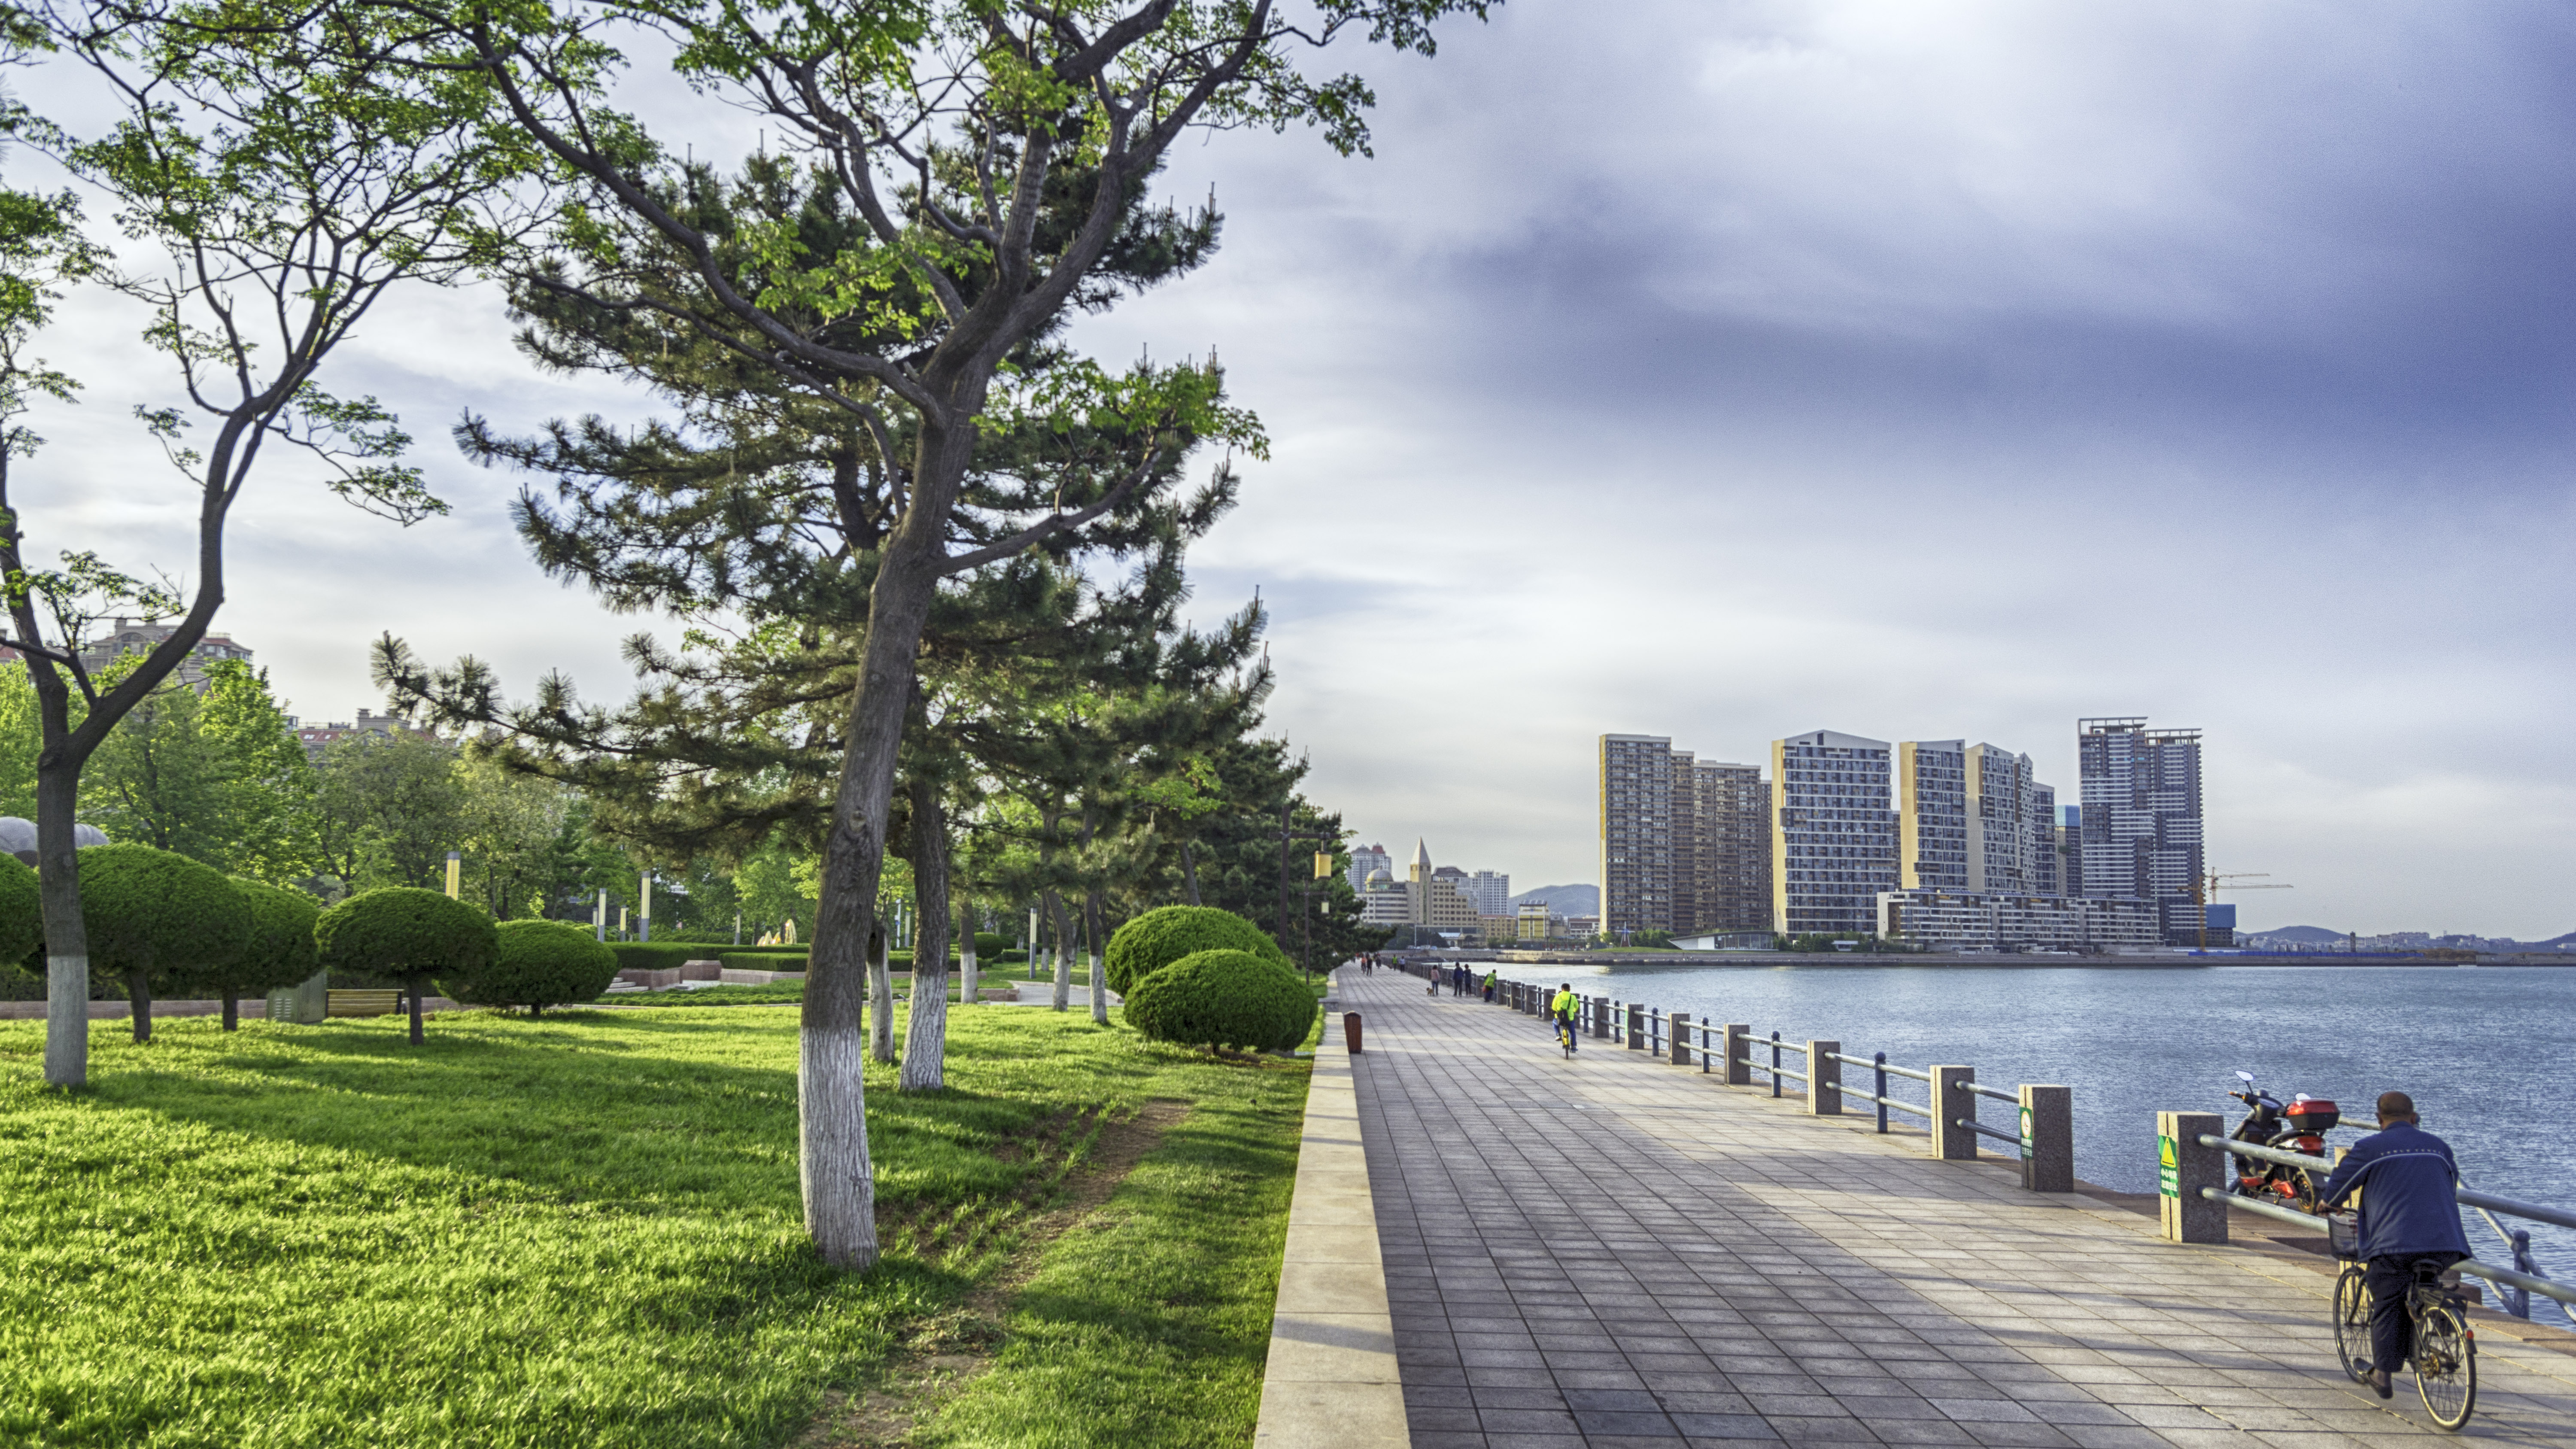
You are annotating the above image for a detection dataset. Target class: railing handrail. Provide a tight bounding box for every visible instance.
[2196,1132,2335,1174]
[2198,1188,2576,1312]
[1832,1052,1931,1083]
[2457,1186,2576,1236]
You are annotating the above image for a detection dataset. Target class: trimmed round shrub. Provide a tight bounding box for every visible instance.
[316,887,498,1044]
[1104,906,1288,996]
[170,878,322,1030]
[78,844,255,1042]
[1123,948,1316,1053]
[451,918,619,1015]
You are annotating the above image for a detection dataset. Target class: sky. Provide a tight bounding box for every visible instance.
[10,0,2576,937]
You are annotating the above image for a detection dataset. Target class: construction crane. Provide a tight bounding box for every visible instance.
[2194,872,2293,949]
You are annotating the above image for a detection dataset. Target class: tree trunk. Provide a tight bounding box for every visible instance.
[1182,841,1201,907]
[958,900,978,1007]
[125,966,152,1045]
[899,777,949,1092]
[869,916,895,1063]
[1085,887,1109,1026]
[36,762,89,1085]
[407,975,425,1045]
[1048,890,1073,1012]
[222,987,238,1032]
[794,409,977,1273]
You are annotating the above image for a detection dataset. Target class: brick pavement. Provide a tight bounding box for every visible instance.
[1338,965,2576,1448]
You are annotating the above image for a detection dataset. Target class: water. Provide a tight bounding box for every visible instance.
[1480,959,2576,1288]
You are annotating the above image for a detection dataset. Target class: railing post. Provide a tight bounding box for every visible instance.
[2156,1111,2227,1243]
[1931,1066,1977,1161]
[1807,1040,1841,1115]
[1721,1024,1750,1085]
[1770,1031,1783,1098]
[1591,997,1607,1039]
[1626,1003,1643,1049]
[1699,1024,1711,1074]
[1874,1053,1889,1133]
[2508,1231,2537,1319]
[2019,1084,2072,1193]
[1670,1012,1691,1066]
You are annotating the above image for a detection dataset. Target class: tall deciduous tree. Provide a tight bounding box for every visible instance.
[3,0,547,1086]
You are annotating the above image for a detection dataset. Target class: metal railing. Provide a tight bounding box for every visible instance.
[2188,1131,2576,1325]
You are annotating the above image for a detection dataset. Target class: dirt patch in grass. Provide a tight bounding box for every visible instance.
[796,1098,1189,1447]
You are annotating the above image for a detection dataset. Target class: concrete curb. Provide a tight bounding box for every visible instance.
[1253,976,1405,1449]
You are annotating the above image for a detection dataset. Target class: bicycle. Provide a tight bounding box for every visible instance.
[1552,1012,1577,1058]
[2329,1215,2476,1430]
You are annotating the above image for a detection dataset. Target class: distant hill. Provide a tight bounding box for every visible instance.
[2241,925,2345,943]
[2533,931,2576,949]
[1511,883,1597,916]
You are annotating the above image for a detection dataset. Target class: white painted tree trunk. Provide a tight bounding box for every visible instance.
[958,904,978,1006]
[899,962,947,1091]
[1088,950,1108,1024]
[799,1014,878,1269]
[1051,945,1071,1011]
[870,927,896,1063]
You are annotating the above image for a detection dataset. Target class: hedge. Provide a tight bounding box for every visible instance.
[604,941,705,974]
[1104,906,1286,996]
[180,878,322,1030]
[719,952,807,974]
[1121,948,1315,1053]
[0,854,39,969]
[452,919,620,1014]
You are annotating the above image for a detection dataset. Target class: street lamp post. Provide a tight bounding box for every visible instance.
[1276,805,1337,980]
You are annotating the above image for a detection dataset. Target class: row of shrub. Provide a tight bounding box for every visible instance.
[1,845,620,1033]
[1107,905,1316,1054]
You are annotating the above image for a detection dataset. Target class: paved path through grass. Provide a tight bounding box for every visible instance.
[1339,967,2576,1448]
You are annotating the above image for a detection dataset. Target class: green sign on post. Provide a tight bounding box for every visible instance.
[2157,1134,2180,1197]
[2018,1105,2035,1160]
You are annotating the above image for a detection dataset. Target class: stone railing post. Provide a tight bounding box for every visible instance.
[1626,1003,1644,1048]
[1590,998,1607,1039]
[1721,1023,1750,1085]
[1932,1066,1978,1160]
[1807,1040,1841,1115]
[2020,1084,2072,1193]
[1669,1012,1692,1066]
[2158,1110,2228,1243]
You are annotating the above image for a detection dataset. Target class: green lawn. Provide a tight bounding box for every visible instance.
[0,1001,1310,1448]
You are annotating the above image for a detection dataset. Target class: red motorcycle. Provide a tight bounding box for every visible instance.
[2227,1069,2339,1213]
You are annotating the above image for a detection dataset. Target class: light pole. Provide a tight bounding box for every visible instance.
[443,850,461,900]
[594,888,607,942]
[638,869,653,943]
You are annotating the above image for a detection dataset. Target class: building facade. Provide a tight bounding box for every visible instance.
[1896,740,1968,890]
[1406,840,1484,936]
[2079,718,2205,945]
[1771,730,1898,938]
[1346,843,1392,895]
[1465,869,1512,917]
[1516,900,1555,939]
[1600,733,1677,938]
[2026,783,2058,896]
[1694,761,1772,931]
[1877,889,2163,951]
[76,616,253,690]
[1965,744,2032,893]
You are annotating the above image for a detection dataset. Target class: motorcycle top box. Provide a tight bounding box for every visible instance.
[2284,1099,2339,1133]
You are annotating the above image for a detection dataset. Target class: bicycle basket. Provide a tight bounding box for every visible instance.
[2327,1213,2361,1261]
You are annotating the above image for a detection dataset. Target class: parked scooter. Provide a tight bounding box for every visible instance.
[2226,1069,2339,1213]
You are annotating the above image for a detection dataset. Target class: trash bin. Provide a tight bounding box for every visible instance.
[1343,1012,1363,1054]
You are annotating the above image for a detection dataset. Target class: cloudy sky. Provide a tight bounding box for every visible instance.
[13,1,2576,936]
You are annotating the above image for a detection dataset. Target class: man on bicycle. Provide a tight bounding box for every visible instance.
[1549,984,1579,1053]
[2317,1090,2472,1399]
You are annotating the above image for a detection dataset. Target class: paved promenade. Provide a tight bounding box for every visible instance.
[1337,967,2576,1448]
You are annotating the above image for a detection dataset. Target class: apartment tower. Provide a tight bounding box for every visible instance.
[1599,734,1676,938]
[1771,730,1898,938]
[1695,760,1773,931]
[2078,718,2205,945]
[1896,740,1969,890]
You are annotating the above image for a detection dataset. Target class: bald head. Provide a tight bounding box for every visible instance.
[2377,1091,2418,1125]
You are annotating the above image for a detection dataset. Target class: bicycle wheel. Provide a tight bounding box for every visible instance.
[2412,1303,2476,1431]
[2331,1268,2372,1384]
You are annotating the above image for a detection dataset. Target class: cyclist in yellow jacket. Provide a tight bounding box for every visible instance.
[1550,984,1580,1054]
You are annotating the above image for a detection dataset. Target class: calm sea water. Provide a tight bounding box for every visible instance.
[1479,960,2576,1287]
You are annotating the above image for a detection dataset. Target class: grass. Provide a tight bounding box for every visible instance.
[0,999,1311,1448]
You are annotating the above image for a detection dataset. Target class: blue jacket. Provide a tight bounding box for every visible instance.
[2318,1121,2472,1259]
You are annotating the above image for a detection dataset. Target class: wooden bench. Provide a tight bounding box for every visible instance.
[326,990,401,1018]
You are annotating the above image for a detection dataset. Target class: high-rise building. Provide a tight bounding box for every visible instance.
[1406,840,1483,935]
[1771,730,1897,938]
[2057,805,2083,899]
[1965,744,2032,892]
[2026,783,2058,896]
[1668,748,1699,934]
[1466,869,1511,917]
[2079,718,2205,945]
[1346,843,1391,895]
[1694,761,1771,931]
[1896,740,1968,890]
[1600,733,1676,938]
